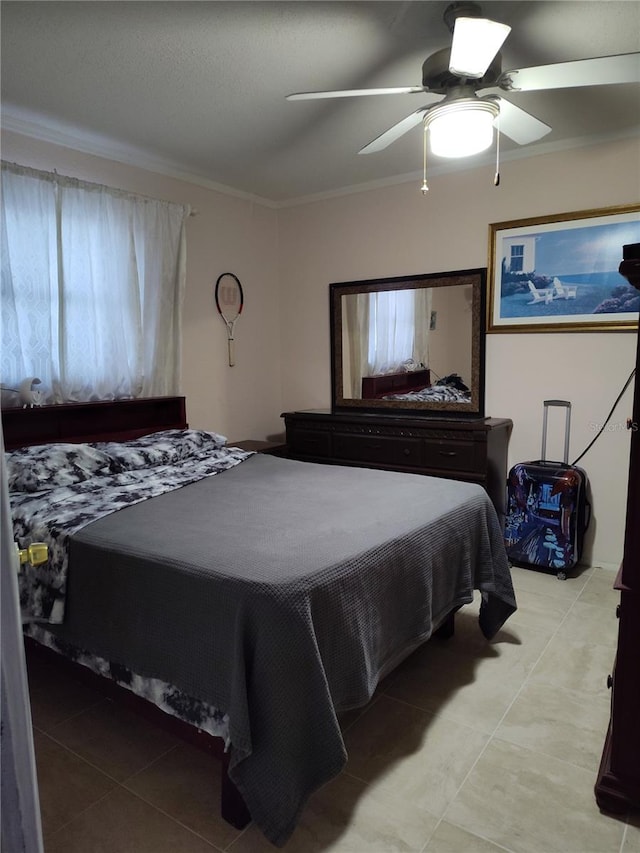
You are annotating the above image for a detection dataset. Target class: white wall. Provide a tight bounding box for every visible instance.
[1,130,284,443]
[278,137,640,567]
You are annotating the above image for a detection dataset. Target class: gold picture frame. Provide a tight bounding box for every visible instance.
[487,203,640,333]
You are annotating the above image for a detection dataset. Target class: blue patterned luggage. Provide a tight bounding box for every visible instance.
[505,400,591,580]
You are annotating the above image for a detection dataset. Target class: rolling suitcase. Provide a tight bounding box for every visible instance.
[504,400,591,580]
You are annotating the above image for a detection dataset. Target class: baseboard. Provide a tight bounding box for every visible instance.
[589,561,621,573]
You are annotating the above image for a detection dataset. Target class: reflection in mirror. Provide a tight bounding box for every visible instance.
[331,269,486,417]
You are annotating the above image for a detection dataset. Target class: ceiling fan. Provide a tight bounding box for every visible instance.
[286,1,640,164]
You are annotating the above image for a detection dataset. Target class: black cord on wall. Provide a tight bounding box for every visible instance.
[571,367,636,466]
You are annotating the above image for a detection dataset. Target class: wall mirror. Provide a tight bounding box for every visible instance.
[330,268,486,418]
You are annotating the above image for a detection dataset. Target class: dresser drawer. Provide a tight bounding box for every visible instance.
[282,411,512,518]
[333,433,422,467]
[423,439,479,473]
[289,428,332,458]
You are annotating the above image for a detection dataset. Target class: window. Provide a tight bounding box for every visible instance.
[367,289,415,374]
[1,163,189,404]
[510,244,524,272]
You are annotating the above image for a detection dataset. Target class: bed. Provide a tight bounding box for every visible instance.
[361,368,472,403]
[3,397,516,847]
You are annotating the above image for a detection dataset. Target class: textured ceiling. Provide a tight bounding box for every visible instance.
[2,1,639,204]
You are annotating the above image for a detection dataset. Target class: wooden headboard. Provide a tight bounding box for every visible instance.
[1,396,187,450]
[361,368,431,399]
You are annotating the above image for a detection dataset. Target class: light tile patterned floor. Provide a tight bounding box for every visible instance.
[28,565,639,852]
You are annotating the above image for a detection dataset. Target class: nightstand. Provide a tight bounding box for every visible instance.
[229,440,288,456]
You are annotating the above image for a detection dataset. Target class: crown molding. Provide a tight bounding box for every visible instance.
[1,106,279,209]
[2,104,638,211]
[278,126,640,207]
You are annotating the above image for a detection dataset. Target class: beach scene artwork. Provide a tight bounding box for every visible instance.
[491,210,640,329]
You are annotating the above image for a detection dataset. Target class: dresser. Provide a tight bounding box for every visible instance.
[595,245,640,815]
[282,409,512,521]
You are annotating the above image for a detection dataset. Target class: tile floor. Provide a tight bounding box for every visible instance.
[27,564,640,852]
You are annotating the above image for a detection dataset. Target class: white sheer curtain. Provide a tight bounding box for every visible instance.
[344,293,370,397]
[412,286,432,367]
[367,289,416,375]
[1,162,189,404]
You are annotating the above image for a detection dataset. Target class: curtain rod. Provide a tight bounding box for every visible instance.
[1,160,194,215]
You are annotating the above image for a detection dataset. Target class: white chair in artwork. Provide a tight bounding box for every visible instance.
[526,280,554,304]
[552,277,578,299]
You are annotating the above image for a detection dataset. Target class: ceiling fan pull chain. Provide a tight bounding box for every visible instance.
[421,122,429,195]
[494,112,501,186]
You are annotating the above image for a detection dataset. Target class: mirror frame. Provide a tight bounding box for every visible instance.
[330,268,487,418]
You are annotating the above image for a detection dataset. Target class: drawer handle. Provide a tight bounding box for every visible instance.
[438,450,458,457]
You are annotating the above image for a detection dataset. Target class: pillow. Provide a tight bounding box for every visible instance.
[175,428,227,457]
[6,442,113,493]
[94,429,227,471]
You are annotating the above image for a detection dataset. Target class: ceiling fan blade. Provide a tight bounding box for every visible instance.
[449,17,511,79]
[501,53,640,92]
[286,86,425,101]
[496,98,552,145]
[358,107,431,154]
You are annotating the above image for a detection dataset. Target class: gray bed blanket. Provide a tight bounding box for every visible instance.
[56,454,515,845]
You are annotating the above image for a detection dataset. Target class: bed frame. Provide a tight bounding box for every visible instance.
[6,395,457,835]
[361,367,431,399]
[1,396,187,450]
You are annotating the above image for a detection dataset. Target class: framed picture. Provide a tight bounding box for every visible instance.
[488,204,640,332]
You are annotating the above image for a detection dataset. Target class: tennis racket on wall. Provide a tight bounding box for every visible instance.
[214,273,244,366]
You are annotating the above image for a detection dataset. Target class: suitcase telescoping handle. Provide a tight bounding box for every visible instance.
[541,400,571,464]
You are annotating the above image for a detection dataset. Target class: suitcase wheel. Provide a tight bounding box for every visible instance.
[556,570,567,581]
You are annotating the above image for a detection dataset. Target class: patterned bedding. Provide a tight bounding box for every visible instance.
[383,374,471,403]
[11,434,517,847]
[12,436,248,771]
[10,436,252,622]
[383,383,471,402]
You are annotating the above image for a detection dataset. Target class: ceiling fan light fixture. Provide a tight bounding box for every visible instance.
[425,98,499,158]
[449,17,511,78]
